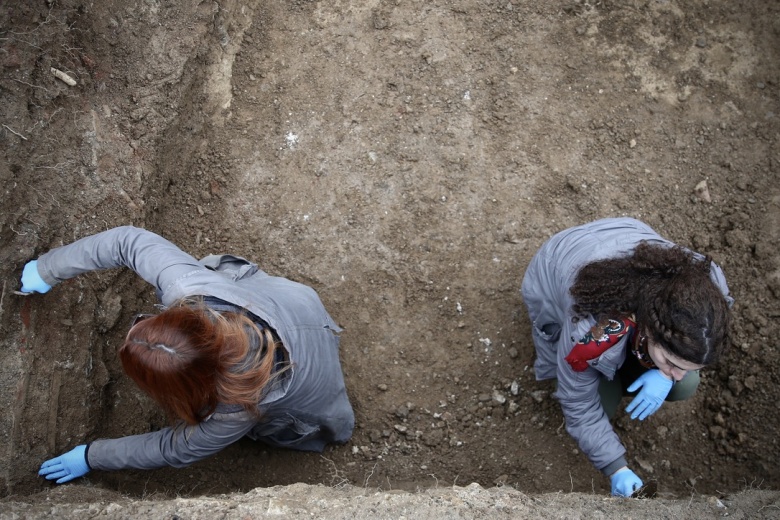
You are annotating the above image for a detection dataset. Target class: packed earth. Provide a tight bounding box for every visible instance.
[1,0,778,512]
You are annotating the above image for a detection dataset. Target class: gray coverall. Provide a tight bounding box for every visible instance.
[521,218,732,476]
[37,226,354,471]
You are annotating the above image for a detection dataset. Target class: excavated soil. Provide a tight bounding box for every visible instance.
[1,0,778,510]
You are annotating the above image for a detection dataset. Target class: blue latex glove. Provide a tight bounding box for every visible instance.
[625,369,673,420]
[21,260,51,293]
[611,468,643,497]
[39,445,90,484]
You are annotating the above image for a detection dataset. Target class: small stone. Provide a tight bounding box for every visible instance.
[629,138,637,148]
[508,347,519,359]
[566,176,582,193]
[694,180,711,203]
[707,496,726,509]
[422,428,444,446]
[377,384,388,391]
[744,375,756,390]
[492,390,507,404]
[530,390,548,403]
[510,380,520,396]
[727,376,744,396]
[709,425,726,439]
[635,458,654,473]
[105,504,123,514]
[394,424,408,434]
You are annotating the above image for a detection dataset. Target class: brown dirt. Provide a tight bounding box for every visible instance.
[1,0,778,507]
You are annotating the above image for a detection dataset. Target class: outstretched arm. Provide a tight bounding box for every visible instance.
[40,413,257,482]
[32,226,204,295]
[556,363,629,473]
[557,365,646,496]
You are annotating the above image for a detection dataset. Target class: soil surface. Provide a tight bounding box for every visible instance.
[1,0,778,506]
[3,485,780,520]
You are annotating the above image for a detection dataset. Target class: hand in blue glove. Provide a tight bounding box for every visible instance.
[610,467,643,497]
[39,445,90,484]
[625,369,673,420]
[21,260,51,293]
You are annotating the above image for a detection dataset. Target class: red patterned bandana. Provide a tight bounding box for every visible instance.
[565,316,637,372]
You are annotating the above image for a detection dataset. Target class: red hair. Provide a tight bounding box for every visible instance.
[119,300,284,425]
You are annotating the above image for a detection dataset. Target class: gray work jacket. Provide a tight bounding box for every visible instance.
[37,226,354,471]
[521,218,732,476]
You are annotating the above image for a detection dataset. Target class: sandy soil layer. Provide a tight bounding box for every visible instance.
[2,485,780,520]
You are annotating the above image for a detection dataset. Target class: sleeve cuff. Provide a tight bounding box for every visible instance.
[601,456,627,476]
[36,255,59,287]
[84,443,92,470]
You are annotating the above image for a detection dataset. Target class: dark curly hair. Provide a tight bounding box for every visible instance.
[570,242,730,365]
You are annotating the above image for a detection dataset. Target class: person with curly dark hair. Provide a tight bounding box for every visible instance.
[521,218,732,497]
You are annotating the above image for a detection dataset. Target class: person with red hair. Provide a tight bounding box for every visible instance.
[20,226,354,483]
